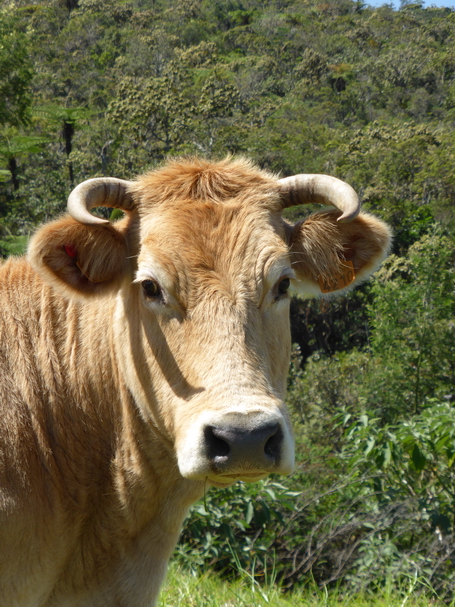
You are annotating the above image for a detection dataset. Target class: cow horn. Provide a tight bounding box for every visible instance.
[278,174,360,222]
[67,178,135,226]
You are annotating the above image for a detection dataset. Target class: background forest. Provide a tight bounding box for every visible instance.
[2,0,455,601]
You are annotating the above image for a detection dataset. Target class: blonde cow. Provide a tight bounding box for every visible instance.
[0,158,391,606]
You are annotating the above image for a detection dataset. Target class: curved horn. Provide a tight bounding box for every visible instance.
[278,174,360,222]
[67,178,135,226]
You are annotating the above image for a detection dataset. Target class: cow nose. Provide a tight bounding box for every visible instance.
[204,423,283,472]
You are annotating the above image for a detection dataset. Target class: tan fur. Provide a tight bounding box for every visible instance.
[0,157,391,606]
[289,210,392,295]
[28,215,131,298]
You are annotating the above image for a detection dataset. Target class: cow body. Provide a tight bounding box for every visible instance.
[0,259,197,606]
[0,158,391,606]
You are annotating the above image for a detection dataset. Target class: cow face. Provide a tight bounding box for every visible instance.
[28,158,391,488]
[128,200,296,486]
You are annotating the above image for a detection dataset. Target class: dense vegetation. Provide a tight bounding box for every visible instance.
[2,0,455,601]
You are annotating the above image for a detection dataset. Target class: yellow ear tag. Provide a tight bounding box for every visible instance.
[318,260,356,293]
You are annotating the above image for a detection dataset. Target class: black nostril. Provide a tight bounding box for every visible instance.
[204,426,230,460]
[204,422,283,469]
[264,425,283,459]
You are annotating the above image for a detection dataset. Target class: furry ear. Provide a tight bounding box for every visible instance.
[289,210,392,297]
[28,215,130,298]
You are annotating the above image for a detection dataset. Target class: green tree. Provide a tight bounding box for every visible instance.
[0,5,33,128]
[366,228,455,420]
[32,105,90,185]
[0,132,47,191]
[108,75,193,163]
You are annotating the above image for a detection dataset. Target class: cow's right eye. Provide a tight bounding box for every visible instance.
[277,278,290,296]
[142,279,162,299]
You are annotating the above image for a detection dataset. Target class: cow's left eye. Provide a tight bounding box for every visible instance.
[277,277,290,296]
[142,279,162,299]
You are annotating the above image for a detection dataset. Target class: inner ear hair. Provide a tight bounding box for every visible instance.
[289,210,392,284]
[28,216,129,298]
[289,211,348,282]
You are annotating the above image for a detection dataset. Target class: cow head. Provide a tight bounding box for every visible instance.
[28,158,391,487]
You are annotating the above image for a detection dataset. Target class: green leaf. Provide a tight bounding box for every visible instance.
[364,437,375,456]
[411,443,427,471]
[245,501,254,525]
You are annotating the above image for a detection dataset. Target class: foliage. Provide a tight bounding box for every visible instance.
[339,403,455,597]
[0,131,48,191]
[0,5,33,128]
[365,229,455,421]
[177,478,301,577]
[343,402,455,532]
[4,0,455,242]
[0,233,28,257]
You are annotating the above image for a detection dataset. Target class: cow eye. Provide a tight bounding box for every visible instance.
[277,277,291,296]
[142,279,162,299]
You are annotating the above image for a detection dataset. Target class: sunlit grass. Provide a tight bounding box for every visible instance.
[159,565,451,607]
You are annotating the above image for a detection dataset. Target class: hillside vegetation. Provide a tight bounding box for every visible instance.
[1,0,455,601]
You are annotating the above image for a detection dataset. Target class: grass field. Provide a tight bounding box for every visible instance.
[159,565,451,607]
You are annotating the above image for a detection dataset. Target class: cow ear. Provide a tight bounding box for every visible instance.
[288,210,392,297]
[28,215,130,298]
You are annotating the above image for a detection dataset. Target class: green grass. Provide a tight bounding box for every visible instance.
[159,565,450,607]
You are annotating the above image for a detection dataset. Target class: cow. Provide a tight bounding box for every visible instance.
[0,157,391,606]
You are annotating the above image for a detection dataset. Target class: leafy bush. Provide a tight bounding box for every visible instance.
[339,402,455,598]
[365,229,455,422]
[0,233,28,257]
[176,478,301,578]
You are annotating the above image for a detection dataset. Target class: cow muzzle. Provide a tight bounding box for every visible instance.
[176,408,295,487]
[205,422,282,470]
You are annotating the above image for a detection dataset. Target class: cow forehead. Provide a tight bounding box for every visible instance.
[133,156,281,211]
[137,201,290,305]
[142,199,285,253]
